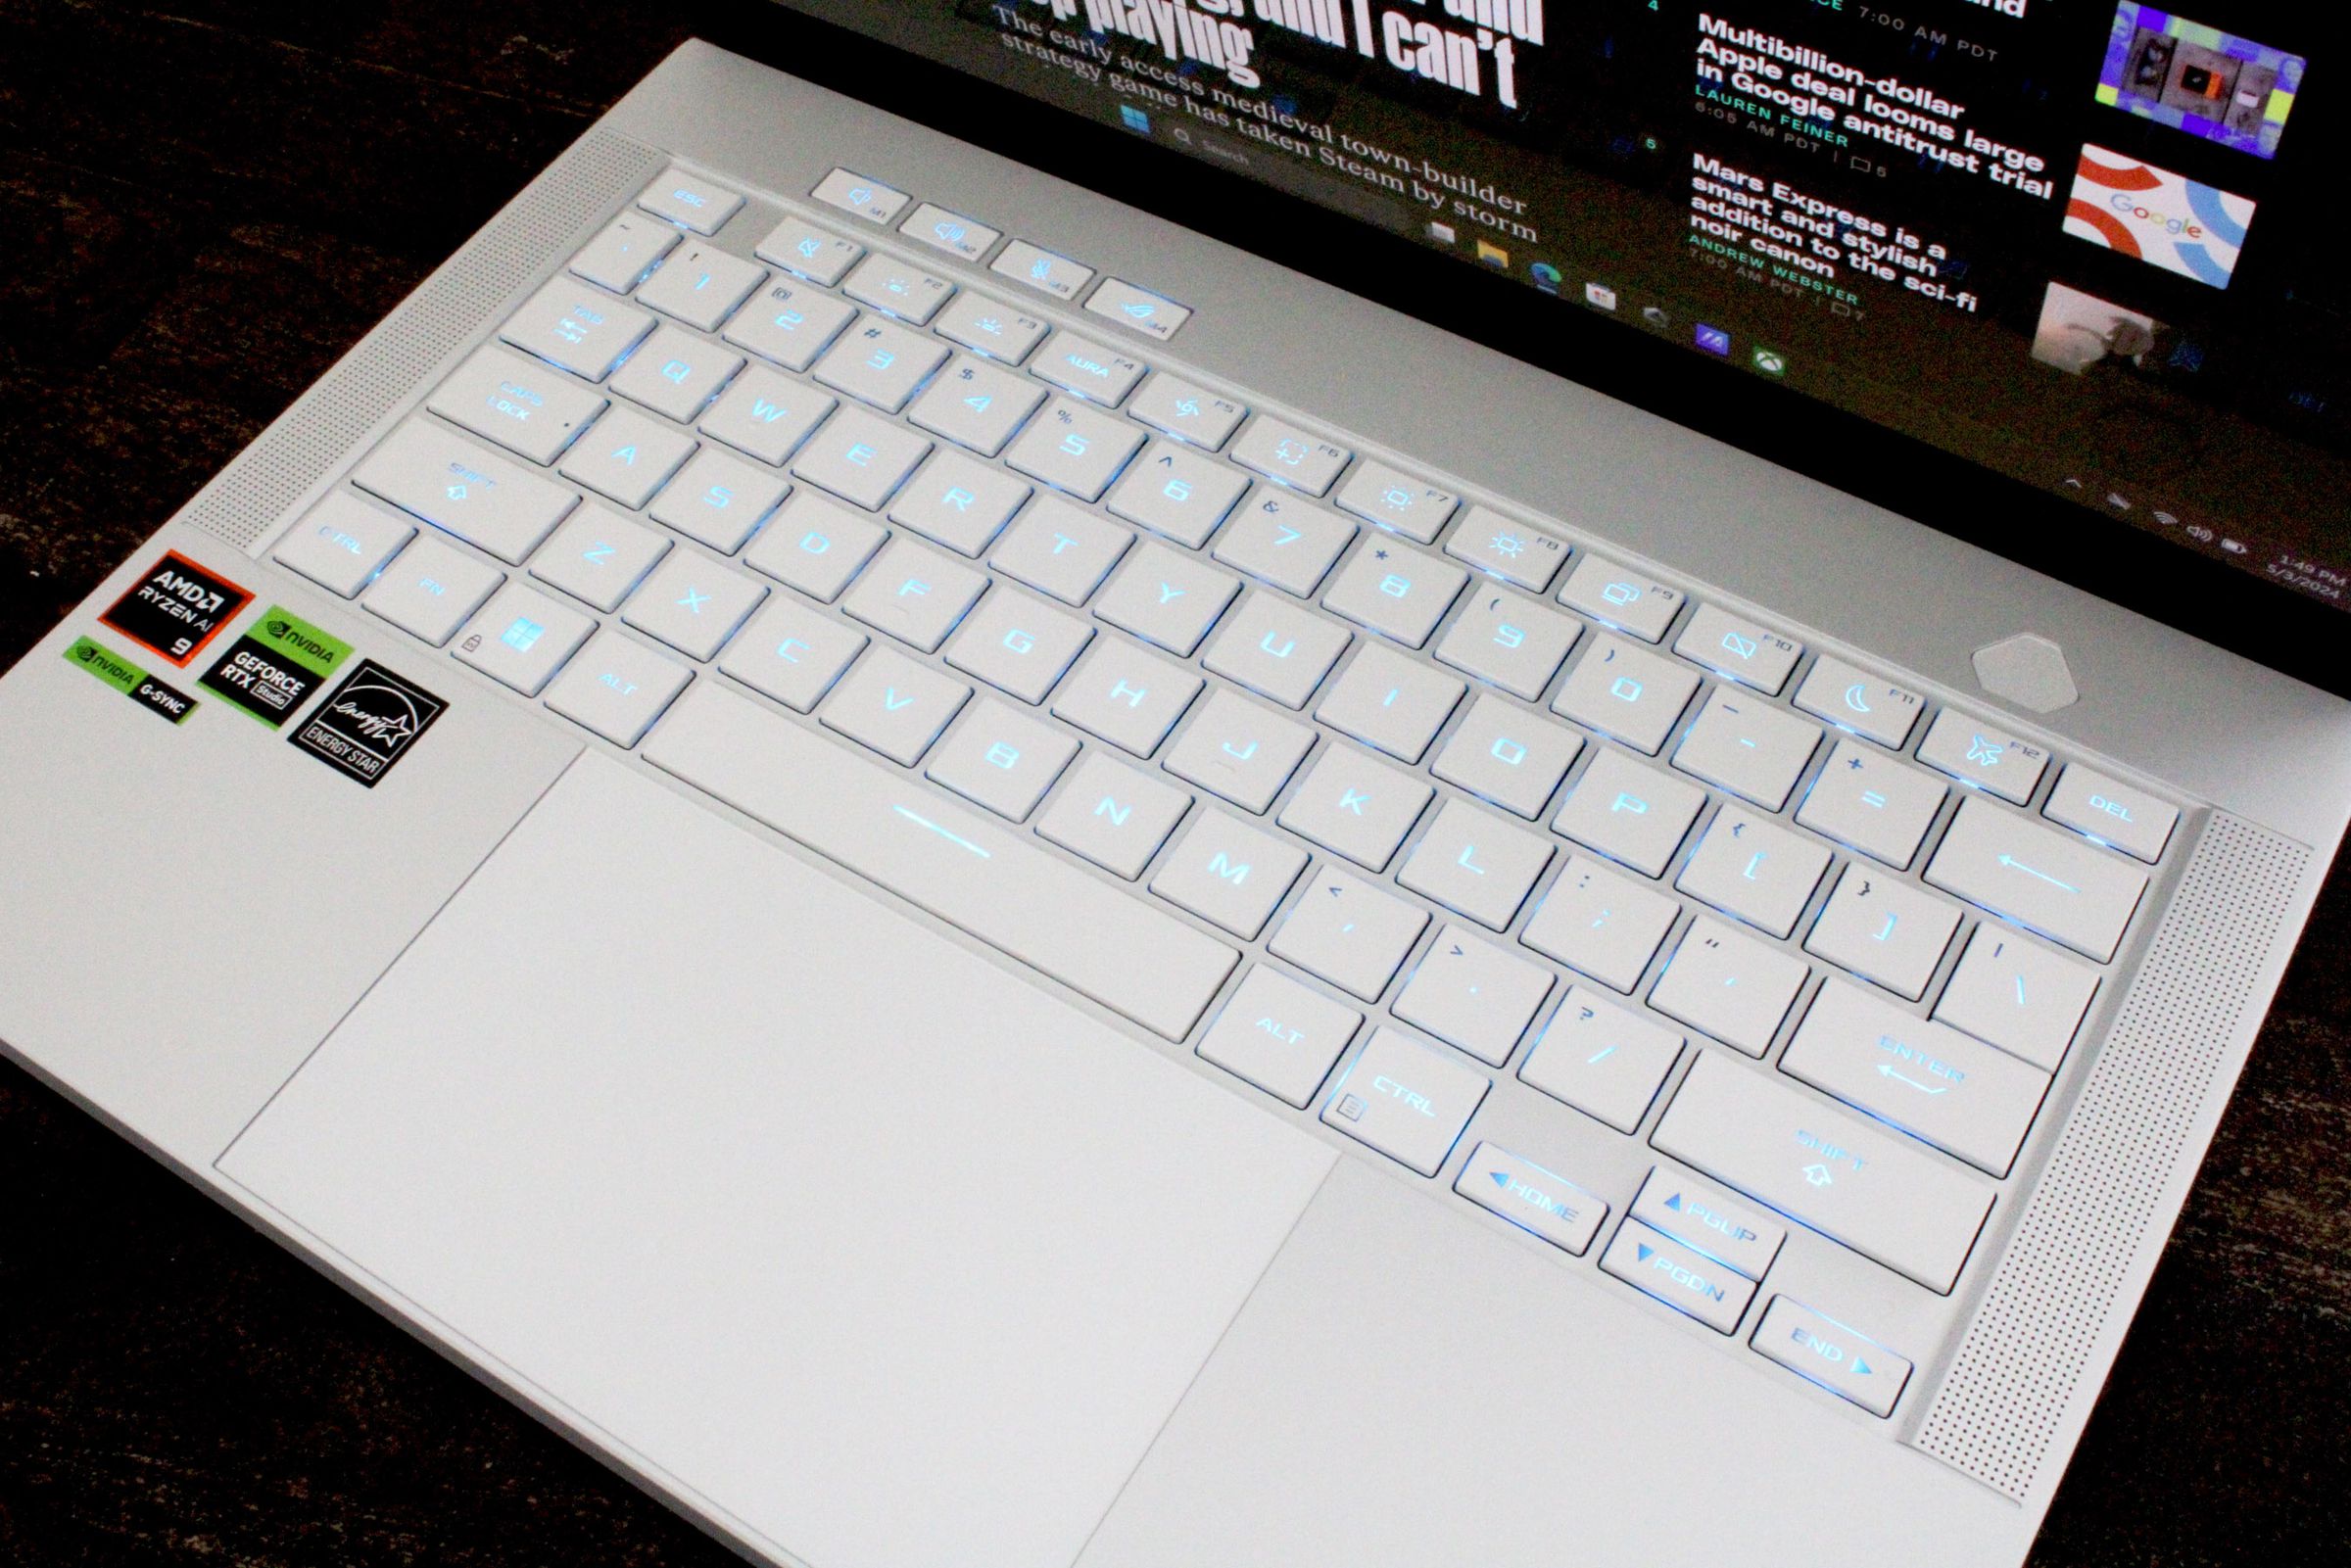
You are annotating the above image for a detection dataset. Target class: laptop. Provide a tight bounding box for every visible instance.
[4,3,2344,1563]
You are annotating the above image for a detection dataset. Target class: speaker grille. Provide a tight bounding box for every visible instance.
[178,128,663,551]
[1913,812,2310,1500]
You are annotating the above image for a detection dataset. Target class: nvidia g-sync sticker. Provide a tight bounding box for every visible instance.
[198,606,352,728]
[64,636,198,724]
[97,550,251,667]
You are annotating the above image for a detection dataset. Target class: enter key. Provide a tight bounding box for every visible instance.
[1781,980,2054,1177]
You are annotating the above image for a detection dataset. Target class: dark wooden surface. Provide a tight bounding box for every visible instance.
[1,4,2345,1563]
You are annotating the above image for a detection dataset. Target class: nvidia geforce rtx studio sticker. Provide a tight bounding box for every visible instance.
[198,605,352,728]
[97,550,252,667]
[289,659,447,786]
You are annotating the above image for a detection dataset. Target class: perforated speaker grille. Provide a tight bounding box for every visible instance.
[1913,812,2310,1500]
[178,128,664,551]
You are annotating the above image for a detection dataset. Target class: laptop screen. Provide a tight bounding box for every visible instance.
[766,3,2345,613]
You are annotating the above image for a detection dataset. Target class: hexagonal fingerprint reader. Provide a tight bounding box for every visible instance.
[1973,633,2079,713]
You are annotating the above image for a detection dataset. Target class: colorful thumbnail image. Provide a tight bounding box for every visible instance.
[2096,4,2305,160]
[2030,281,2176,376]
[2062,145,2253,290]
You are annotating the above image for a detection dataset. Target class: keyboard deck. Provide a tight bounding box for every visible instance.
[266,159,2188,1428]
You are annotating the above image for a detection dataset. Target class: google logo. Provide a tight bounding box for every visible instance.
[2109,193,2204,237]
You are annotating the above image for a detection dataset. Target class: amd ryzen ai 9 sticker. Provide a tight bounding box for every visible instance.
[198,605,352,728]
[97,550,252,666]
[288,659,448,786]
[64,635,199,724]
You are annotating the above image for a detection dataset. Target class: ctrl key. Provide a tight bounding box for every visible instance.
[1751,1296,1912,1417]
[1320,1027,1488,1176]
[1601,1218,1755,1334]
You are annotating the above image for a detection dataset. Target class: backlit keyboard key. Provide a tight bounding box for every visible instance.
[1670,688,1820,811]
[1200,593,1351,709]
[1629,1169,1784,1280]
[721,278,857,371]
[991,238,1094,301]
[1393,926,1553,1066]
[1161,689,1314,814]
[1035,751,1190,879]
[556,405,696,509]
[427,346,604,465]
[840,538,988,652]
[1231,415,1350,495]
[1931,926,2099,1072]
[1003,398,1144,500]
[1457,1143,1606,1255]
[1197,966,1360,1107]
[1751,1297,1911,1418]
[899,201,1000,263]
[1676,603,1801,694]
[1446,504,1569,593]
[454,582,594,696]
[272,493,414,598]
[1551,749,1705,878]
[934,289,1049,363]
[571,211,678,293]
[361,536,502,646]
[536,499,668,611]
[989,496,1132,605]
[1430,693,1580,819]
[888,449,1031,556]
[635,241,764,332]
[1084,276,1190,341]
[1032,330,1147,404]
[1652,1050,1993,1294]
[942,586,1092,703]
[1050,637,1202,756]
[1519,854,1678,993]
[1559,554,1683,642]
[609,325,742,422]
[1782,980,2052,1177]
[1802,866,1959,1001]
[908,356,1046,456]
[1335,460,1459,544]
[1276,745,1432,872]
[925,697,1079,821]
[1795,737,1946,870]
[353,421,577,565]
[842,252,954,324]
[699,367,836,467]
[755,215,863,286]
[1396,798,1553,931]
[743,492,886,602]
[500,278,655,382]
[1794,654,1924,749]
[648,448,788,555]
[1211,486,1356,594]
[1675,805,1831,939]
[1094,542,1241,657]
[1320,1027,1486,1175]
[821,645,970,765]
[1270,866,1427,1002]
[1917,708,2050,803]
[1649,918,1807,1057]
[1316,641,1463,763]
[790,405,932,510]
[1149,810,1309,938]
[1553,634,1701,755]
[1517,986,1683,1133]
[1434,587,1580,701]
[811,167,911,226]
[1925,795,2147,962]
[1112,444,1250,548]
[543,630,692,747]
[619,550,767,662]
[637,166,743,234]
[2044,764,2178,864]
[717,599,866,713]
[1129,371,1246,449]
[1602,1218,1754,1333]
[811,317,951,413]
[1320,538,1467,647]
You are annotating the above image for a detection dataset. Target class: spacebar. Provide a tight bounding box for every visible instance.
[643,683,1238,1041]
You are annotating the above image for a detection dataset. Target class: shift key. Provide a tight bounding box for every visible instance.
[1653,1052,1992,1294]
[354,421,579,565]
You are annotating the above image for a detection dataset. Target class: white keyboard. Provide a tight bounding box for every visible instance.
[271,160,2186,1421]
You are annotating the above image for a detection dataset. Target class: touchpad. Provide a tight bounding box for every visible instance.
[219,755,1333,1568]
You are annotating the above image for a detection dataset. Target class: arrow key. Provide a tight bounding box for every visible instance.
[1602,1217,1756,1333]
[1456,1142,1607,1254]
